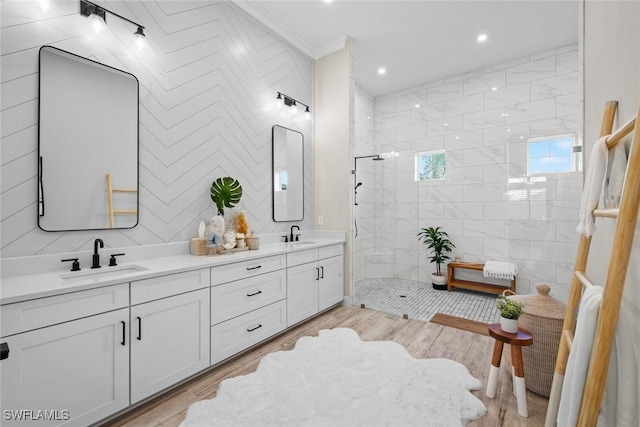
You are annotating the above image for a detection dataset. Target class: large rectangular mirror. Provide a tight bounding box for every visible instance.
[272,125,303,222]
[38,46,139,231]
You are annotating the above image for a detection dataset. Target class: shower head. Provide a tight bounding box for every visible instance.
[373,155,384,161]
[355,182,363,190]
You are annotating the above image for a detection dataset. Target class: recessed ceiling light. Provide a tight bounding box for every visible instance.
[501,113,508,117]
[323,0,333,3]
[378,68,386,75]
[477,33,488,43]
[367,116,371,119]
[455,136,460,140]
[491,86,498,91]
[519,136,524,139]
[415,104,421,108]
[507,129,512,132]
[443,123,448,127]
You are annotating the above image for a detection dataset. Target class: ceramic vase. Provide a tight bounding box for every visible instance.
[499,316,519,334]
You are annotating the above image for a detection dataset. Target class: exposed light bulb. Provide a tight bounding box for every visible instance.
[290,100,298,115]
[275,93,284,109]
[477,33,488,42]
[88,12,106,34]
[378,67,386,75]
[304,106,311,121]
[133,26,147,51]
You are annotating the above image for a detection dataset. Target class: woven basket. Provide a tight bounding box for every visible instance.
[508,284,566,397]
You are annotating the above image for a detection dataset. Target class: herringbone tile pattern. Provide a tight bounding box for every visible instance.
[1,0,313,257]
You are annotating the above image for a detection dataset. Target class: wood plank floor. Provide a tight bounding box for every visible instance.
[103,306,548,427]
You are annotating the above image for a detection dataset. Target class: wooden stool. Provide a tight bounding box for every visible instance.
[485,323,533,417]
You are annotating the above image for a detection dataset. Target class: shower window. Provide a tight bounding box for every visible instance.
[527,134,576,174]
[415,149,446,181]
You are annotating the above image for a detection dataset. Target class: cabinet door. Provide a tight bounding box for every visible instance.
[0,308,129,427]
[318,255,344,311]
[286,262,319,327]
[130,288,210,403]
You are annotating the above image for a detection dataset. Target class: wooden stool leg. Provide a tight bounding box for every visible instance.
[486,340,504,398]
[511,346,528,417]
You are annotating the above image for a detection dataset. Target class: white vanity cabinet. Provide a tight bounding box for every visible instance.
[0,285,130,427]
[286,244,344,327]
[210,255,287,365]
[129,269,210,403]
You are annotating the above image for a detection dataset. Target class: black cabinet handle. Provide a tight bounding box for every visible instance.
[137,317,142,340]
[320,266,324,279]
[246,290,262,297]
[121,321,126,346]
[246,265,262,271]
[1,342,9,360]
[315,267,319,281]
[246,324,262,332]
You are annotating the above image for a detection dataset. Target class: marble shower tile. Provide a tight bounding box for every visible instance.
[555,176,582,200]
[530,72,580,100]
[556,93,581,117]
[529,241,579,264]
[555,221,580,243]
[529,200,580,221]
[507,220,555,241]
[483,239,530,260]
[411,103,445,122]
[444,93,484,117]
[484,200,530,220]
[414,202,444,219]
[506,56,556,85]
[445,165,484,185]
[375,98,396,116]
[426,82,464,104]
[427,185,463,202]
[484,56,530,73]
[452,237,484,257]
[463,107,506,130]
[446,150,464,168]
[464,219,505,238]
[395,122,427,142]
[444,130,484,150]
[462,183,506,202]
[529,114,580,137]
[375,128,395,145]
[412,136,444,151]
[381,111,410,129]
[426,115,463,137]
[506,99,556,124]
[463,69,506,96]
[463,145,505,167]
[517,260,556,283]
[556,49,580,74]
[395,91,427,111]
[483,163,509,183]
[484,83,530,109]
[530,44,577,61]
[484,123,530,147]
[444,201,485,220]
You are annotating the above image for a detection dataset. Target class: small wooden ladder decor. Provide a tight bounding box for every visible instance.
[106,173,137,228]
[544,100,639,426]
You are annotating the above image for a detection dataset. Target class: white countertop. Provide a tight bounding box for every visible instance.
[0,238,344,306]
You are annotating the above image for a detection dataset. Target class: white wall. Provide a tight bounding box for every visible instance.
[314,42,352,296]
[1,0,314,258]
[583,2,639,423]
[369,45,581,299]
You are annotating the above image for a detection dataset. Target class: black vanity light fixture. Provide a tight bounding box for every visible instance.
[276,92,311,121]
[80,0,148,51]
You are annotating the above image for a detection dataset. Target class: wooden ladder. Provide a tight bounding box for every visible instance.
[106,173,137,228]
[545,100,639,426]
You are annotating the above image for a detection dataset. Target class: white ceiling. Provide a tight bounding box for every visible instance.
[234,0,580,98]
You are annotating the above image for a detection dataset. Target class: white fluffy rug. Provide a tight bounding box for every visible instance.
[181,328,487,426]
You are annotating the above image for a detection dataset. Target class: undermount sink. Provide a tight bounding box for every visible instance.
[61,264,148,281]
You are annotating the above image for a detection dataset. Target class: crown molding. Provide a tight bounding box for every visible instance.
[315,36,348,59]
[229,0,316,59]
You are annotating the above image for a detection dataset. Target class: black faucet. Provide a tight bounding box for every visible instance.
[91,238,104,269]
[290,225,300,243]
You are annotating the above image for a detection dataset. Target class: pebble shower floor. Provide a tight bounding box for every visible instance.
[354,278,500,324]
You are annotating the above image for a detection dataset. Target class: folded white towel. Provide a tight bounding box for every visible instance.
[557,286,603,426]
[483,261,518,280]
[577,136,609,237]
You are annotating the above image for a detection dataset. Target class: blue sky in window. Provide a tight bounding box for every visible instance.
[528,135,574,174]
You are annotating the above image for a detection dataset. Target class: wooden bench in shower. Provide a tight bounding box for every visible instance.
[447,262,516,295]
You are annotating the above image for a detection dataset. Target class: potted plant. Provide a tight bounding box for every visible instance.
[495,294,524,333]
[417,226,455,290]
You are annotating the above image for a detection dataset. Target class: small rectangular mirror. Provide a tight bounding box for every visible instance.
[38,46,139,231]
[272,125,304,222]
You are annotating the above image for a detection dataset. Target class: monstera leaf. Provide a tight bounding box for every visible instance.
[210,177,243,216]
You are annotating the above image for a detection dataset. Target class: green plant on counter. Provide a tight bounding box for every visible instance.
[210,177,242,216]
[417,226,455,276]
[495,295,525,320]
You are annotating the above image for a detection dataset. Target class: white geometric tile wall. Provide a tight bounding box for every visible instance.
[371,45,581,301]
[1,0,314,258]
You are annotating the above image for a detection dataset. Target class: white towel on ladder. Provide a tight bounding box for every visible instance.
[557,286,603,426]
[577,136,609,237]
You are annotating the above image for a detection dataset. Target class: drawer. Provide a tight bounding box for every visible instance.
[131,269,209,305]
[211,255,285,286]
[286,248,318,267]
[211,270,286,325]
[319,244,343,260]
[1,283,129,337]
[210,300,286,365]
